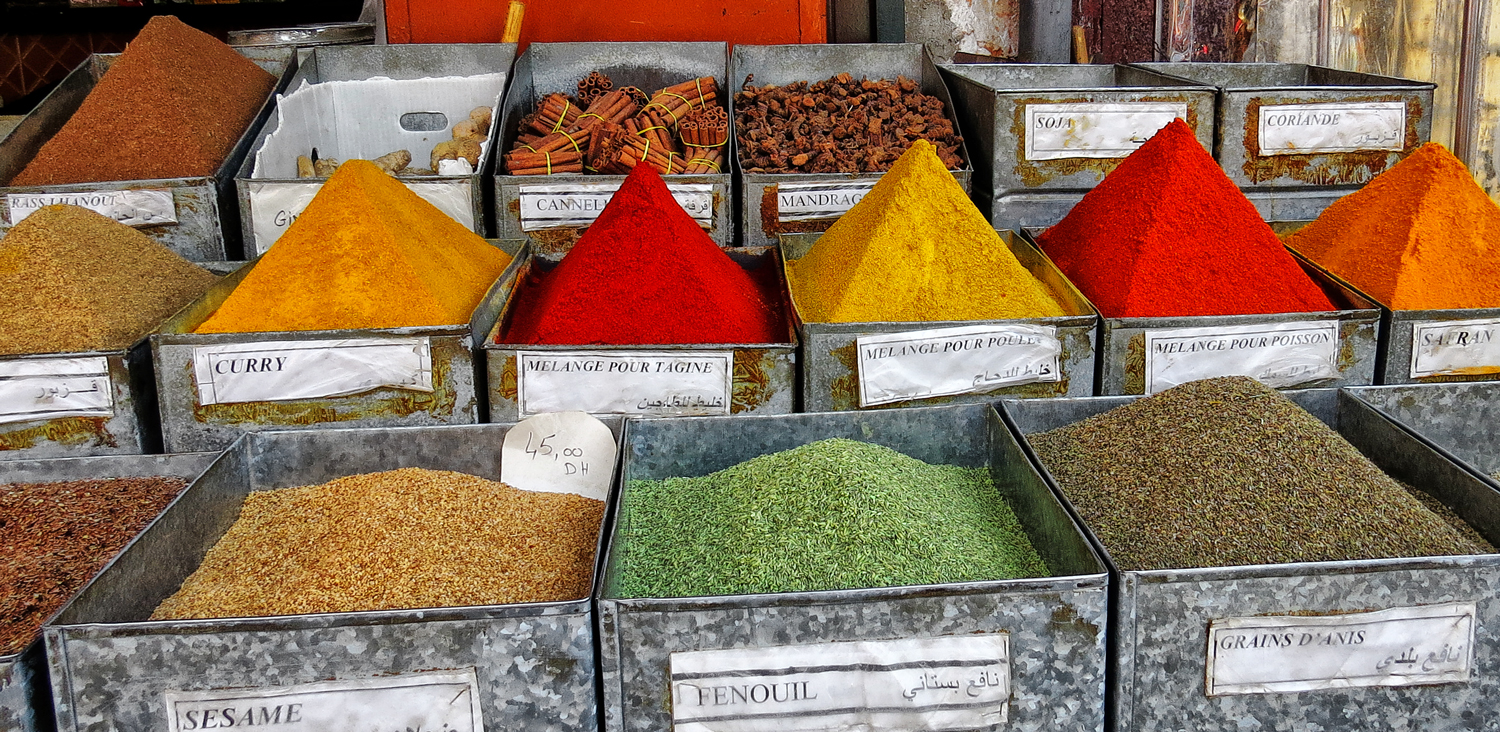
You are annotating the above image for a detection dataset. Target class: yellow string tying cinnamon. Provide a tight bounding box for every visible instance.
[560,130,583,153]
[687,157,721,172]
[550,100,572,133]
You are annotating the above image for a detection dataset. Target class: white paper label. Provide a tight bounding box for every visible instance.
[1025,102,1188,160]
[1409,318,1500,378]
[1144,321,1338,395]
[500,411,617,501]
[192,338,432,406]
[1258,102,1406,155]
[0,356,113,425]
[515,350,731,418]
[165,669,483,732]
[7,189,176,227]
[775,181,876,222]
[517,182,713,231]
[247,181,475,255]
[1206,603,1476,696]
[856,324,1061,407]
[671,634,1009,732]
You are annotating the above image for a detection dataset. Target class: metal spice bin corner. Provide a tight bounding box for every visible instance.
[998,388,1500,731]
[0,47,297,262]
[597,404,1108,732]
[733,43,974,248]
[781,230,1097,411]
[492,42,734,250]
[1347,382,1500,490]
[41,423,620,732]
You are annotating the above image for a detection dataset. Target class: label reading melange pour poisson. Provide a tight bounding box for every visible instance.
[0,356,113,425]
[192,338,433,406]
[1144,321,1338,395]
[517,182,714,231]
[1409,317,1500,378]
[856,324,1061,406]
[670,634,1010,732]
[775,181,877,223]
[246,181,476,256]
[1257,102,1406,156]
[1205,603,1476,696]
[515,350,732,417]
[165,669,484,732]
[6,189,177,228]
[1024,102,1188,161]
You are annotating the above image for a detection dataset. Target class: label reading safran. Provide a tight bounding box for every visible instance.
[857,324,1061,406]
[776,181,876,223]
[1025,102,1187,161]
[7,189,176,227]
[518,182,713,231]
[0,356,113,425]
[1410,317,1500,378]
[192,338,433,406]
[165,669,483,732]
[670,634,1009,732]
[516,350,732,417]
[1206,603,1476,696]
[1258,102,1406,155]
[1144,321,1338,395]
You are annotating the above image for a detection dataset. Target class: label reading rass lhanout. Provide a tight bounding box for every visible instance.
[7,189,176,227]
[856,324,1062,407]
[515,350,732,417]
[165,669,484,732]
[1206,603,1476,696]
[671,634,1010,732]
[192,338,433,406]
[0,356,113,425]
[518,183,714,231]
[1025,102,1188,161]
[1409,317,1500,378]
[1144,321,1338,395]
[775,181,877,223]
[1258,102,1406,156]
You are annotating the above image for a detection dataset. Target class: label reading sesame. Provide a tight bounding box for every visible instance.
[500,411,617,501]
[856,324,1062,406]
[1144,321,1339,394]
[1257,102,1406,156]
[1409,318,1500,378]
[165,669,483,732]
[7,189,176,227]
[518,182,713,231]
[192,338,432,406]
[0,356,113,425]
[1025,102,1188,160]
[515,350,732,417]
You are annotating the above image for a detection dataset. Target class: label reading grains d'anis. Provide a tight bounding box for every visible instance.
[1024,102,1188,161]
[1144,321,1338,395]
[1257,102,1406,156]
[1409,318,1500,378]
[856,324,1062,406]
[775,181,877,223]
[165,669,483,732]
[517,182,714,231]
[7,189,177,228]
[515,350,732,418]
[192,338,433,406]
[0,356,113,425]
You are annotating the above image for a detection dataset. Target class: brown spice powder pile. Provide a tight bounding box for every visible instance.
[152,468,605,620]
[1,476,187,656]
[12,16,276,186]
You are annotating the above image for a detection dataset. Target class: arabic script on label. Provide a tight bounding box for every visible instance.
[857,324,1061,406]
[1025,102,1187,160]
[1145,321,1338,394]
[1258,102,1406,155]
[0,356,113,425]
[1409,317,1500,378]
[165,669,484,732]
[193,338,433,406]
[515,350,732,417]
[7,189,176,227]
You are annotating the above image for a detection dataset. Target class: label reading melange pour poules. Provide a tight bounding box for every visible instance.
[1409,317,1500,378]
[1205,603,1476,696]
[1257,101,1406,156]
[1144,321,1338,395]
[775,181,876,223]
[670,634,1009,732]
[516,350,732,417]
[165,669,483,732]
[192,338,433,406]
[856,324,1061,407]
[7,189,176,227]
[518,182,714,231]
[0,356,113,425]
[1024,102,1188,161]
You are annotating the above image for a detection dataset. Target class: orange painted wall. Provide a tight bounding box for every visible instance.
[386,0,827,47]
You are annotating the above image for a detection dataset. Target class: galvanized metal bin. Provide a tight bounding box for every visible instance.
[0,451,216,732]
[999,388,1500,732]
[493,43,733,251]
[1134,63,1434,222]
[0,48,296,262]
[938,64,1215,230]
[781,230,1097,411]
[732,44,975,247]
[43,423,617,732]
[236,44,517,256]
[1348,382,1500,491]
[598,404,1109,732]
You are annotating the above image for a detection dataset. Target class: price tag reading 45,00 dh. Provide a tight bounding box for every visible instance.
[500,411,616,501]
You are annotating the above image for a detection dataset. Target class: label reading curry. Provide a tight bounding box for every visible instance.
[1024,102,1188,161]
[516,350,732,417]
[1257,102,1406,156]
[165,669,483,732]
[517,182,713,231]
[192,338,433,406]
[856,324,1061,406]
[1409,317,1500,378]
[0,356,113,425]
[1144,321,1338,394]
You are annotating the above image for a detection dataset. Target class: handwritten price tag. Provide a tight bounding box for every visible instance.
[500,411,616,501]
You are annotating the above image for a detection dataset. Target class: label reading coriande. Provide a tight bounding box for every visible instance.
[165,669,483,732]
[670,634,1010,732]
[0,356,113,425]
[1258,102,1406,155]
[7,189,176,227]
[775,181,877,222]
[856,324,1061,407]
[192,338,432,406]
[1025,102,1188,160]
[1144,321,1338,395]
[518,182,713,230]
[516,350,732,417]
[1206,603,1476,696]
[1409,318,1500,378]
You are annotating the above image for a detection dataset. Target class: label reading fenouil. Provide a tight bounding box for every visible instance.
[515,350,731,417]
[1206,603,1476,696]
[0,356,113,425]
[165,669,483,732]
[1258,102,1406,155]
[7,189,176,227]
[776,181,876,222]
[856,324,1061,407]
[192,338,432,406]
[499,411,617,501]
[671,634,1009,732]
[1025,102,1187,161]
[518,182,713,231]
[1144,321,1338,395]
[1410,317,1500,378]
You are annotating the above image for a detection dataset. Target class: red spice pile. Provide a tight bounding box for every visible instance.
[504,165,781,345]
[1037,119,1335,318]
[12,16,276,186]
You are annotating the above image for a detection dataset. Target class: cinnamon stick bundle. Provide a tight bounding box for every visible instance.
[523,93,582,136]
[573,90,638,131]
[577,71,613,106]
[643,76,718,127]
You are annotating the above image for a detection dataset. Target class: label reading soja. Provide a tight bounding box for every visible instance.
[1024,102,1188,160]
[1409,317,1500,378]
[165,669,483,732]
[1258,102,1406,155]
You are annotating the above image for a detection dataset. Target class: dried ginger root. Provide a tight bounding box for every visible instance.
[431,138,482,171]
[296,156,315,178]
[372,149,412,175]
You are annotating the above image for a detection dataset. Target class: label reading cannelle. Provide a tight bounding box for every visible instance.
[1258,102,1406,156]
[1409,317,1500,378]
[248,181,475,255]
[775,181,876,223]
[1144,321,1338,395]
[670,634,1009,732]
[165,669,483,732]
[857,324,1061,407]
[1206,603,1476,696]
[515,350,732,417]
[192,338,433,406]
[0,356,113,425]
[518,182,713,231]
[1025,102,1188,161]
[7,189,176,227]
